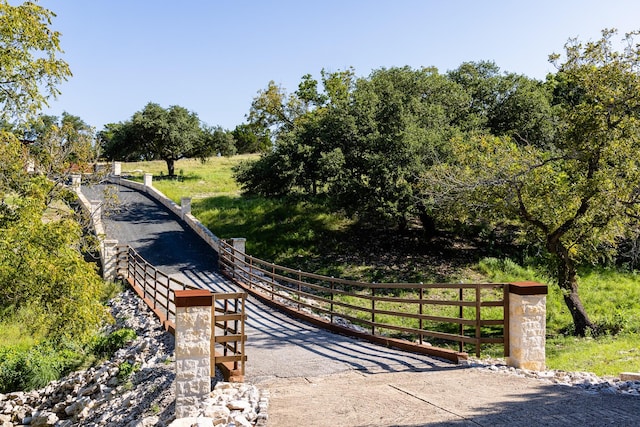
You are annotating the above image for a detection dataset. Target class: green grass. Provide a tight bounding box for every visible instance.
[121,155,256,201]
[118,157,640,377]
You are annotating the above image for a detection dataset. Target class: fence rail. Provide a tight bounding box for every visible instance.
[117,245,247,378]
[218,239,508,361]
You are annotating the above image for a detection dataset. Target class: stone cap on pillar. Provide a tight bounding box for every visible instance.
[509,281,548,295]
[175,289,212,307]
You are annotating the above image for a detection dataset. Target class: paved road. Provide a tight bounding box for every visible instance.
[82,183,640,426]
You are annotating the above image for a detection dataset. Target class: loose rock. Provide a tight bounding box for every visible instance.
[0,289,267,426]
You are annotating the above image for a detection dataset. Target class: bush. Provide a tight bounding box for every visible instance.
[92,328,137,359]
[0,344,82,393]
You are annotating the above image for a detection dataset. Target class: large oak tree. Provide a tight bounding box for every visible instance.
[102,102,232,176]
[424,29,640,336]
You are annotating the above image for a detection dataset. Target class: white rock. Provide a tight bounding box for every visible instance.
[227,400,251,411]
[30,411,59,426]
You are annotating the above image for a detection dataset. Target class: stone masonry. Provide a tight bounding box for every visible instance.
[175,290,213,419]
[507,282,548,371]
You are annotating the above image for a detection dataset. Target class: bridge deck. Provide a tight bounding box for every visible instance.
[82,183,456,382]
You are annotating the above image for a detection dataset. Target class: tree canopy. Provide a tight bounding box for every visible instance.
[423,29,640,336]
[101,102,235,176]
[236,29,640,336]
[0,1,108,344]
[0,0,71,123]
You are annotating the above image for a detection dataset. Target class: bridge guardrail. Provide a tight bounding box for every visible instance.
[217,239,508,362]
[116,244,247,379]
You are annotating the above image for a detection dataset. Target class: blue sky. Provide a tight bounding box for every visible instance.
[37,0,640,131]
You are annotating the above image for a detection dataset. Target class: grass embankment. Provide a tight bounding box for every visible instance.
[121,156,640,376]
[0,282,138,393]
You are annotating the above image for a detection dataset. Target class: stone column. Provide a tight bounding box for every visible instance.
[231,238,246,275]
[90,200,102,225]
[71,174,82,191]
[174,289,213,419]
[143,173,153,189]
[112,162,122,176]
[102,239,119,281]
[507,282,548,371]
[181,197,191,220]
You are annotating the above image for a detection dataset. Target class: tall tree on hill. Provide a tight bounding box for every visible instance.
[424,29,640,336]
[102,103,222,176]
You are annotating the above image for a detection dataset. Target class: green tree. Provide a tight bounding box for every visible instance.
[201,125,236,157]
[424,29,640,336]
[0,0,71,123]
[448,61,557,145]
[231,123,271,153]
[236,67,471,231]
[0,133,108,343]
[0,2,108,346]
[103,102,212,176]
[26,113,97,177]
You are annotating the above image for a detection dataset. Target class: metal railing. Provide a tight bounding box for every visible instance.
[218,239,508,361]
[117,244,247,377]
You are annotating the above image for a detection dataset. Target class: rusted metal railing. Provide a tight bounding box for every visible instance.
[116,245,247,377]
[218,239,507,361]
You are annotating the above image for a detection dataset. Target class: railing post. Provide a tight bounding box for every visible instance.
[181,197,191,220]
[475,285,481,357]
[102,239,119,281]
[271,264,275,300]
[419,285,424,345]
[70,174,82,191]
[90,200,102,227]
[112,161,121,176]
[371,286,376,336]
[230,238,246,277]
[143,173,153,190]
[330,277,334,324]
[459,287,464,353]
[175,289,212,419]
[507,282,548,371]
[297,270,302,311]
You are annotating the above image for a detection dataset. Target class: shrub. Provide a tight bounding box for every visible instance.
[92,328,137,358]
[0,343,82,393]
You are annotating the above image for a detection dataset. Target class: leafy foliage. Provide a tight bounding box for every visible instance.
[423,29,640,335]
[92,328,137,359]
[101,103,235,176]
[0,342,83,393]
[0,0,71,123]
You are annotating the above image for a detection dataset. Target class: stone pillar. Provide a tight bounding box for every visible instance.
[102,239,119,281]
[112,162,122,176]
[143,173,153,189]
[231,238,246,274]
[181,197,191,220]
[71,174,82,191]
[90,200,102,225]
[175,289,213,419]
[507,282,548,371]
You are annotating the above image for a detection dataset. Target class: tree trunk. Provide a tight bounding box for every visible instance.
[166,158,175,177]
[417,202,436,239]
[552,240,598,336]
